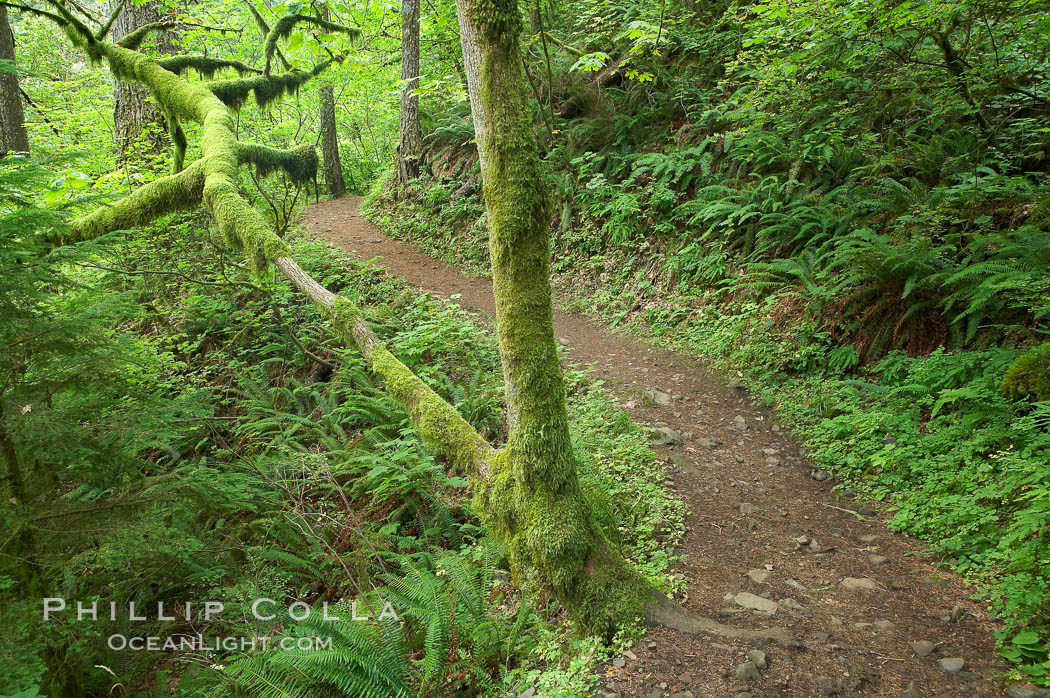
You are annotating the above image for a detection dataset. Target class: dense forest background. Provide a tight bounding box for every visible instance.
[1,0,1050,695]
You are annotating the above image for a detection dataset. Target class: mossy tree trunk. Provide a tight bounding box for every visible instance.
[108,0,173,156]
[453,0,649,636]
[396,0,422,185]
[0,5,30,155]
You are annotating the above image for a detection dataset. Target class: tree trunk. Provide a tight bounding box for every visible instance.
[108,0,173,156]
[396,0,422,185]
[454,0,648,637]
[0,5,30,156]
[318,5,345,196]
[319,86,345,196]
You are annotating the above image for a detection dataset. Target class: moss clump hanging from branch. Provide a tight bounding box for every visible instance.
[208,60,338,110]
[235,142,318,185]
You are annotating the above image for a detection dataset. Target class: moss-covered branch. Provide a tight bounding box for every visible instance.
[262,13,358,75]
[115,19,173,50]
[157,55,262,78]
[66,159,206,242]
[51,8,490,482]
[242,0,290,71]
[208,60,338,110]
[276,257,496,478]
[235,142,318,185]
[94,0,126,40]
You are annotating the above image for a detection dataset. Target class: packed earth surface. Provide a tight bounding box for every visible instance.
[303,196,1014,698]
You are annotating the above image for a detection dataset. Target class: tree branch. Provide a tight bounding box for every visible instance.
[65,159,206,242]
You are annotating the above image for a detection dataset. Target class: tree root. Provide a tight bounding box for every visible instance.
[644,592,798,648]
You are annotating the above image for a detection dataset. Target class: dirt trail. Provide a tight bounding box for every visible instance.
[303,196,1011,698]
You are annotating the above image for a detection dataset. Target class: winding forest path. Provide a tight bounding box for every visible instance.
[303,196,1013,698]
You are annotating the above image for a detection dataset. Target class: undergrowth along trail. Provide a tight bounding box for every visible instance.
[305,195,1007,698]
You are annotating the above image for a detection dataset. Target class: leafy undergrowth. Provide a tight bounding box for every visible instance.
[0,157,682,697]
[368,173,1050,685]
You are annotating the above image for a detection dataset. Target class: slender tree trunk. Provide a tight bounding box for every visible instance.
[318,5,345,196]
[0,5,30,155]
[396,0,422,185]
[108,0,173,156]
[319,86,345,196]
[454,0,647,636]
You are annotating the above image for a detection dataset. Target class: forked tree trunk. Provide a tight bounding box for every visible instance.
[0,5,30,155]
[454,0,648,636]
[396,0,422,185]
[108,0,172,155]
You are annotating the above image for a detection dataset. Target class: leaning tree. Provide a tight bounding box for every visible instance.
[5,0,793,644]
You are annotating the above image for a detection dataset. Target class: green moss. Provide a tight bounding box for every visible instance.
[157,56,261,79]
[262,14,358,75]
[1002,344,1050,401]
[68,160,207,241]
[235,142,318,185]
[115,20,171,50]
[208,61,336,110]
[328,297,488,475]
[469,0,524,41]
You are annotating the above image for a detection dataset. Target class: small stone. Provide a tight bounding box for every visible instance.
[735,660,762,682]
[650,426,683,446]
[1007,687,1050,698]
[624,650,637,661]
[645,387,673,407]
[868,553,889,565]
[747,649,768,670]
[733,592,779,614]
[938,657,966,674]
[873,619,897,631]
[840,577,879,591]
[811,469,830,481]
[519,689,536,698]
[949,605,967,622]
[647,641,657,649]
[765,457,781,466]
[670,692,695,698]
[903,681,922,698]
[746,569,770,584]
[796,535,812,546]
[779,597,805,611]
[739,502,758,515]
[612,657,626,668]
[625,399,639,409]
[733,415,747,430]
[859,534,878,543]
